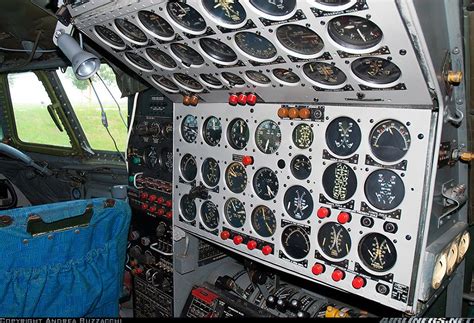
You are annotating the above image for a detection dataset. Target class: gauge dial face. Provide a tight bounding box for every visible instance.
[281,226,311,260]
[303,62,347,88]
[180,154,197,182]
[272,68,300,85]
[253,168,279,201]
[159,147,173,173]
[125,52,153,71]
[144,146,158,168]
[249,0,297,20]
[359,233,397,272]
[318,222,352,259]
[202,0,247,28]
[146,48,177,69]
[199,38,238,64]
[173,73,204,92]
[224,198,246,228]
[234,32,278,62]
[202,158,221,188]
[369,120,411,163]
[276,24,324,57]
[152,75,179,93]
[201,201,220,230]
[284,186,314,221]
[199,74,223,88]
[292,124,314,149]
[167,1,207,34]
[225,162,248,194]
[221,72,245,86]
[322,162,357,202]
[251,205,277,238]
[245,70,272,86]
[94,25,126,50]
[365,169,405,211]
[180,194,197,221]
[290,155,312,180]
[137,10,175,40]
[328,15,383,50]
[170,43,205,67]
[255,120,281,154]
[325,117,361,156]
[227,118,250,150]
[181,115,198,143]
[114,18,148,44]
[203,116,222,146]
[432,254,447,289]
[352,57,402,86]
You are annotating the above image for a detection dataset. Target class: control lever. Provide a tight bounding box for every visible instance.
[189,185,210,200]
[0,143,53,176]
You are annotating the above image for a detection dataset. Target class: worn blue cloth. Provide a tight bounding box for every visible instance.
[0,198,131,317]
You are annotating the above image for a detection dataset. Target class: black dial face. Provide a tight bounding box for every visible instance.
[144,146,158,168]
[199,38,238,64]
[245,70,272,85]
[221,72,245,86]
[315,0,353,6]
[284,186,314,221]
[180,154,197,182]
[255,120,281,154]
[180,195,197,221]
[167,1,207,34]
[152,75,179,93]
[228,118,250,150]
[200,74,223,88]
[253,168,279,201]
[365,169,405,211]
[170,43,205,67]
[272,68,300,85]
[181,115,198,143]
[137,10,175,40]
[234,32,277,62]
[322,162,357,202]
[290,155,312,180]
[359,233,397,272]
[276,24,324,57]
[281,226,311,260]
[146,48,177,69]
[173,73,204,92]
[328,15,383,50]
[370,120,411,163]
[225,162,248,194]
[202,158,221,188]
[201,201,220,230]
[249,0,297,19]
[325,117,361,156]
[303,62,347,87]
[159,147,173,173]
[94,25,126,49]
[292,124,314,149]
[318,222,352,259]
[251,205,277,238]
[203,116,222,146]
[114,19,148,44]
[202,0,247,27]
[224,198,246,228]
[125,52,153,71]
[352,57,402,85]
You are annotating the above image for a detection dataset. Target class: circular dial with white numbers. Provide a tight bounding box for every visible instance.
[276,24,324,58]
[167,1,207,35]
[114,18,148,45]
[199,38,238,65]
[201,158,220,188]
[328,15,383,51]
[253,168,279,201]
[225,162,248,194]
[352,57,402,86]
[255,120,281,154]
[201,201,220,230]
[249,0,297,21]
[365,169,405,211]
[284,186,313,221]
[359,233,397,272]
[251,205,277,238]
[290,155,312,180]
[227,118,250,150]
[180,195,197,222]
[202,0,247,29]
[318,222,352,259]
[303,62,347,89]
[281,226,311,260]
[292,124,314,149]
[180,154,197,182]
[369,120,411,163]
[203,116,222,146]
[224,198,246,228]
[181,115,198,143]
[137,10,175,41]
[234,32,278,62]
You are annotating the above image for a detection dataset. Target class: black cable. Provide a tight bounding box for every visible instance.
[96,72,128,128]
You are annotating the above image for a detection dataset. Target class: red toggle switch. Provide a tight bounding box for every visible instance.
[242,156,254,166]
[337,212,351,224]
[229,94,239,106]
[247,240,257,250]
[165,211,172,219]
[220,231,230,240]
[165,200,172,208]
[140,192,149,200]
[141,203,149,211]
[317,207,330,219]
[237,93,247,105]
[312,263,325,276]
[262,245,273,256]
[157,197,165,205]
[247,93,257,106]
[331,269,345,282]
[352,276,366,289]
[148,195,157,202]
[157,208,165,216]
[233,235,243,245]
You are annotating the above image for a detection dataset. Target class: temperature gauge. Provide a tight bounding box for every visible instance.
[369,120,411,163]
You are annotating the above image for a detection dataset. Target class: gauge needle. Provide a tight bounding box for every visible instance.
[267,185,274,197]
[357,28,367,42]
[368,249,375,258]
[265,140,270,152]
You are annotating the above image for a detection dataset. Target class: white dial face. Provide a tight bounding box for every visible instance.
[432,254,447,290]
[446,242,458,276]
[458,231,470,262]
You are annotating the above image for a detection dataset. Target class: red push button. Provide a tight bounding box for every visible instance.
[165,211,172,219]
[262,245,273,256]
[331,269,345,282]
[148,206,157,213]
[317,207,330,219]
[237,93,247,105]
[141,203,149,211]
[352,276,366,289]
[229,94,239,106]
[165,200,172,208]
[233,235,243,245]
[157,208,165,216]
[157,197,165,205]
[312,263,325,276]
[220,231,230,240]
[148,195,157,202]
[247,93,257,106]
[337,212,351,224]
[242,156,254,166]
[247,240,257,250]
[140,192,149,200]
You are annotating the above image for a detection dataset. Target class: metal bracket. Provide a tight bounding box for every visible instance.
[438,180,467,227]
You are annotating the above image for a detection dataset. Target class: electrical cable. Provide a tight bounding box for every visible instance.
[125,92,139,172]
[0,46,57,53]
[96,72,128,128]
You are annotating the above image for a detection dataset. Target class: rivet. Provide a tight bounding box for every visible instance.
[75,229,80,234]
[23,239,29,244]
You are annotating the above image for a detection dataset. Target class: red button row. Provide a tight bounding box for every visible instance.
[140,203,172,218]
[311,263,366,289]
[317,207,351,224]
[229,93,257,106]
[220,231,272,256]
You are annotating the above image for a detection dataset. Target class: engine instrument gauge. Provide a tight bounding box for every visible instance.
[159,147,173,173]
[272,68,300,86]
[124,52,153,72]
[203,116,222,146]
[180,154,197,182]
[201,201,220,230]
[173,73,204,92]
[225,162,248,194]
[180,195,197,222]
[276,24,324,58]
[281,226,311,260]
[144,146,158,168]
[255,120,281,154]
[325,117,361,156]
[114,18,148,45]
[245,70,272,86]
[251,205,277,238]
[181,115,198,143]
[170,43,205,67]
[284,186,314,221]
[292,124,314,149]
[199,38,238,65]
[322,162,357,202]
[146,48,177,70]
[202,158,220,188]
[224,198,246,228]
[328,15,383,51]
[151,75,179,93]
[202,0,247,29]
[137,10,175,41]
[249,0,297,21]
[227,118,250,150]
[302,62,347,89]
[234,32,278,63]
[94,25,126,50]
[290,155,312,180]
[369,120,411,163]
[365,169,405,211]
[253,168,279,201]
[221,72,246,87]
[199,74,223,89]
[318,222,352,259]
[359,233,397,272]
[351,57,402,87]
[167,1,207,35]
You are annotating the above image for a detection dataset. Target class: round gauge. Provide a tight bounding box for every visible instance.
[276,24,324,58]
[203,116,222,146]
[245,70,272,86]
[251,205,277,238]
[148,122,161,138]
[114,18,148,45]
[166,1,207,35]
[136,10,175,41]
[159,147,173,173]
[446,241,458,275]
[318,222,352,259]
[227,118,250,150]
[199,38,238,65]
[201,201,220,230]
[325,117,361,156]
[151,75,179,93]
[202,158,220,188]
[225,162,248,194]
[162,122,173,139]
[170,43,205,67]
[284,186,314,221]
[224,198,246,228]
[369,120,411,163]
[94,25,126,50]
[272,68,300,86]
[201,0,247,29]
[249,0,297,21]
[365,169,405,211]
[290,155,312,180]
[173,73,204,93]
[281,226,311,260]
[302,62,347,89]
[180,154,197,182]
[458,231,470,262]
[146,48,177,70]
[255,120,281,154]
[199,74,223,89]
[432,253,447,289]
[359,233,397,272]
[253,168,279,201]
[181,115,198,143]
[351,57,402,87]
[322,162,357,202]
[180,195,197,222]
[221,72,246,87]
[328,15,383,51]
[124,52,153,72]
[292,124,314,149]
[313,0,356,11]
[144,146,158,168]
[234,32,278,63]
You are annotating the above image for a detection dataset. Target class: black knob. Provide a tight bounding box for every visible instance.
[156,222,167,237]
[266,295,277,309]
[129,230,140,241]
[297,311,310,318]
[289,299,302,313]
[276,298,288,312]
